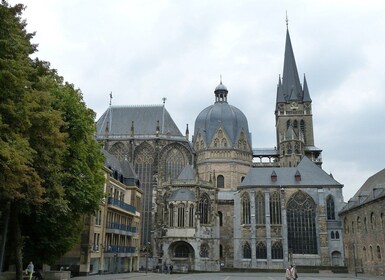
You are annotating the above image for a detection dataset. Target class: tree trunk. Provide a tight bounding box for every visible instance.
[10,201,23,280]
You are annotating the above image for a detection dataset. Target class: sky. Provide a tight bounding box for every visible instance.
[8,0,385,202]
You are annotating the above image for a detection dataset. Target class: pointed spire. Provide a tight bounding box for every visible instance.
[281,28,302,102]
[302,74,312,102]
[185,124,189,140]
[276,75,285,103]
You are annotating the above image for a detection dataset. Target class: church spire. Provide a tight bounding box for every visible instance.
[279,28,302,102]
[303,74,312,102]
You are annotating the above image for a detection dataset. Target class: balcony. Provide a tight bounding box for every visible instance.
[106,222,137,236]
[104,245,136,256]
[107,197,136,214]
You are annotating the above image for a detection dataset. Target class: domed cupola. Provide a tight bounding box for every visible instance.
[193,81,252,151]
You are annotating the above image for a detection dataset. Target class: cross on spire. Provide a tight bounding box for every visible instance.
[109,92,113,106]
[286,11,289,29]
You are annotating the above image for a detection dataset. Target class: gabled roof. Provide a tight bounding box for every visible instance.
[176,165,196,181]
[96,105,183,137]
[340,168,385,213]
[167,189,196,201]
[240,156,342,188]
[102,149,138,185]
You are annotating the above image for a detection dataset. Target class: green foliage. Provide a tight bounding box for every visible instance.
[0,0,105,270]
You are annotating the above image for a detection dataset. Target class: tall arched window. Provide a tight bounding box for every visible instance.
[364,217,367,232]
[293,119,298,128]
[286,120,291,129]
[218,211,223,226]
[241,193,251,224]
[164,146,189,180]
[287,191,317,254]
[336,231,340,239]
[363,247,367,262]
[135,143,154,244]
[169,204,174,227]
[243,242,251,259]
[357,217,361,233]
[177,204,185,227]
[370,246,374,261]
[287,143,292,155]
[217,175,224,188]
[256,242,267,259]
[331,231,335,239]
[189,205,194,227]
[300,120,306,142]
[270,191,281,224]
[199,193,210,224]
[377,246,382,260]
[200,243,209,258]
[255,191,266,224]
[371,212,376,229]
[326,195,335,220]
[272,241,283,259]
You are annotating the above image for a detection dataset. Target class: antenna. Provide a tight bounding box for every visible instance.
[286,11,289,29]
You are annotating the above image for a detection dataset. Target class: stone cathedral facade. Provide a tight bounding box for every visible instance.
[95,27,345,272]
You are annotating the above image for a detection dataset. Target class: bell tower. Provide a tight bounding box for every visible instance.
[275,27,322,167]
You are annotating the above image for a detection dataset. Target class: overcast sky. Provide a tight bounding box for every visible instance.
[9,0,385,201]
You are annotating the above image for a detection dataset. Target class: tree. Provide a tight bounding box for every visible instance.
[0,2,105,278]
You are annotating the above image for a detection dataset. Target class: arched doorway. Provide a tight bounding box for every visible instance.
[168,241,195,272]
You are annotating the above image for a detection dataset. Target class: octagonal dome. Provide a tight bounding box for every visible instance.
[194,82,251,148]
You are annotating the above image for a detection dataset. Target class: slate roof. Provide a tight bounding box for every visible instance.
[96,105,183,137]
[276,28,312,104]
[167,189,196,201]
[102,149,138,185]
[340,168,385,213]
[176,165,196,181]
[194,83,251,147]
[240,156,342,188]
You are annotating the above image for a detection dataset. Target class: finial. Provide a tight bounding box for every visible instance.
[162,97,167,105]
[286,11,289,29]
[109,91,113,106]
[220,74,222,84]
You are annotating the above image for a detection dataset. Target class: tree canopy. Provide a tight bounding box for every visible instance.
[0,1,105,277]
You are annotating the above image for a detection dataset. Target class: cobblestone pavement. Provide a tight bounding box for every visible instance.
[73,271,385,280]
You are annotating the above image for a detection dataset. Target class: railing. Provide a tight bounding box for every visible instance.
[106,222,137,234]
[107,197,136,214]
[104,245,136,253]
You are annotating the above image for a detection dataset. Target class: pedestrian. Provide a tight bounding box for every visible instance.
[291,265,298,279]
[169,264,173,274]
[25,261,34,280]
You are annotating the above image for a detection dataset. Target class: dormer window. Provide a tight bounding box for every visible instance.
[271,171,277,182]
[294,170,301,181]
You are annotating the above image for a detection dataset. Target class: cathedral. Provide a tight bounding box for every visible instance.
[95,27,345,272]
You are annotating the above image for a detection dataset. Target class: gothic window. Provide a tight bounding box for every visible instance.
[200,243,209,258]
[241,176,245,182]
[214,138,219,147]
[287,143,292,155]
[293,119,298,128]
[286,120,291,129]
[134,143,154,244]
[363,247,367,262]
[371,212,376,229]
[189,205,194,227]
[109,142,126,160]
[241,193,251,224]
[300,120,306,142]
[174,243,189,258]
[217,175,225,188]
[294,143,300,154]
[272,241,283,259]
[270,191,281,224]
[351,221,355,233]
[326,196,335,220]
[177,204,185,227]
[377,246,382,260]
[221,138,227,147]
[287,191,317,254]
[335,231,340,239]
[364,217,367,232]
[255,191,266,224]
[164,147,188,180]
[256,242,267,259]
[357,216,361,233]
[169,204,175,227]
[199,193,210,224]
[243,242,251,259]
[218,211,223,226]
[331,231,335,239]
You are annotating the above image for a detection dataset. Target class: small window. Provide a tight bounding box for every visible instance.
[217,175,224,188]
